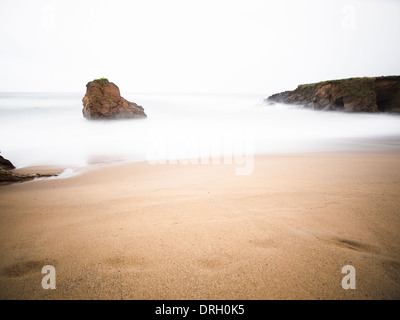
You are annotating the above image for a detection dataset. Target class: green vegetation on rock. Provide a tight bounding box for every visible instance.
[336,77,375,100]
[298,77,376,99]
[296,83,316,96]
[94,78,109,85]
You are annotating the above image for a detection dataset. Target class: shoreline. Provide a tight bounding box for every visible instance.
[1,151,400,299]
[10,146,400,183]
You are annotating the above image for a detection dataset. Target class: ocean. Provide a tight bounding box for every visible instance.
[1,92,400,170]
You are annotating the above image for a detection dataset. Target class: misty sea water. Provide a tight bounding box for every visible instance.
[1,92,400,171]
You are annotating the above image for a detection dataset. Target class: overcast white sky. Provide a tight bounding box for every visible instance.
[0,0,399,94]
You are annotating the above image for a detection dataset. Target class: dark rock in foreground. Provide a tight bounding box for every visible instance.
[0,153,56,185]
[266,76,400,113]
[0,155,16,170]
[82,78,147,119]
[1,167,33,184]
[0,168,56,185]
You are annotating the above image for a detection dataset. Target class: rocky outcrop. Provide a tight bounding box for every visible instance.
[1,167,33,184]
[0,155,15,170]
[0,168,57,184]
[0,153,56,185]
[266,76,400,113]
[82,78,147,119]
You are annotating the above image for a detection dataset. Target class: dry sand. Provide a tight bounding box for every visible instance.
[0,152,400,300]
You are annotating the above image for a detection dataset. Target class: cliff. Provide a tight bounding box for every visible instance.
[82,78,147,119]
[266,76,400,113]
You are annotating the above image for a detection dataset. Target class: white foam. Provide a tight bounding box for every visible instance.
[1,93,400,169]
[50,168,78,180]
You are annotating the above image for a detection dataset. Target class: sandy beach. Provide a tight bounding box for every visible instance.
[0,152,400,300]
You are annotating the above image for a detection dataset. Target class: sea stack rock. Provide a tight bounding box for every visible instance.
[266,76,400,113]
[82,78,147,119]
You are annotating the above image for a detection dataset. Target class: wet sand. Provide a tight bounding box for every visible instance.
[0,152,400,299]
